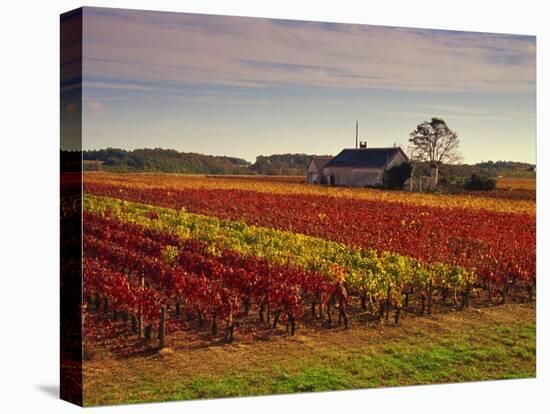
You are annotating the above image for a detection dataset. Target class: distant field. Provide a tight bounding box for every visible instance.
[497,177,537,191]
[205,175,306,184]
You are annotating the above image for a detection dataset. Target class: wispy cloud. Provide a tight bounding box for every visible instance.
[83,81,157,91]
[382,106,535,121]
[82,7,535,94]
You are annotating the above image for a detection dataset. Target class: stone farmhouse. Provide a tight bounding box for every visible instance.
[307,143,409,187]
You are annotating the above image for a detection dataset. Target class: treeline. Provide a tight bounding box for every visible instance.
[249,153,329,175]
[475,160,536,177]
[413,161,535,182]
[80,148,535,178]
[83,148,250,175]
[82,148,327,175]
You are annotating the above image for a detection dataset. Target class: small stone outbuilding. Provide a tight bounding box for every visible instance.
[306,157,333,184]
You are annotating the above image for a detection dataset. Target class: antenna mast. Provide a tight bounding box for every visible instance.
[355,121,359,149]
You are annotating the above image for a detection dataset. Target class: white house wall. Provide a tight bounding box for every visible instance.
[323,167,383,187]
[307,162,320,174]
[307,173,318,184]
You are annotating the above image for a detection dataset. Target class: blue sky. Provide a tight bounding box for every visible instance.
[77,7,536,163]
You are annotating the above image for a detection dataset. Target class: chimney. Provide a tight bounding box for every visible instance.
[359,141,367,149]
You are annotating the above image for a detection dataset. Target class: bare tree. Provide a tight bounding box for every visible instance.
[408,117,462,186]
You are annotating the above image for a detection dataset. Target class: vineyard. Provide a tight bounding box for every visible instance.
[81,173,536,353]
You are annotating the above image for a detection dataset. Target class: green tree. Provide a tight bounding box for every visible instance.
[408,118,462,186]
[463,174,496,191]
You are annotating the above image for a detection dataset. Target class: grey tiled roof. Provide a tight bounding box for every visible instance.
[324,148,405,169]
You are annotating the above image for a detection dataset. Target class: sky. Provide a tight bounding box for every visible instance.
[73,7,536,164]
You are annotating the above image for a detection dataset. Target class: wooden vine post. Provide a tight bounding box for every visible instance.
[243,298,250,316]
[211,314,218,335]
[272,309,281,329]
[338,298,348,330]
[420,293,426,315]
[259,302,265,323]
[427,279,433,316]
[144,325,152,342]
[461,283,471,309]
[94,293,100,312]
[501,274,511,304]
[159,305,167,349]
[378,301,386,322]
[137,276,144,338]
[394,306,401,325]
[360,290,367,311]
[131,313,138,333]
[225,304,234,343]
[385,286,392,322]
[287,313,296,336]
